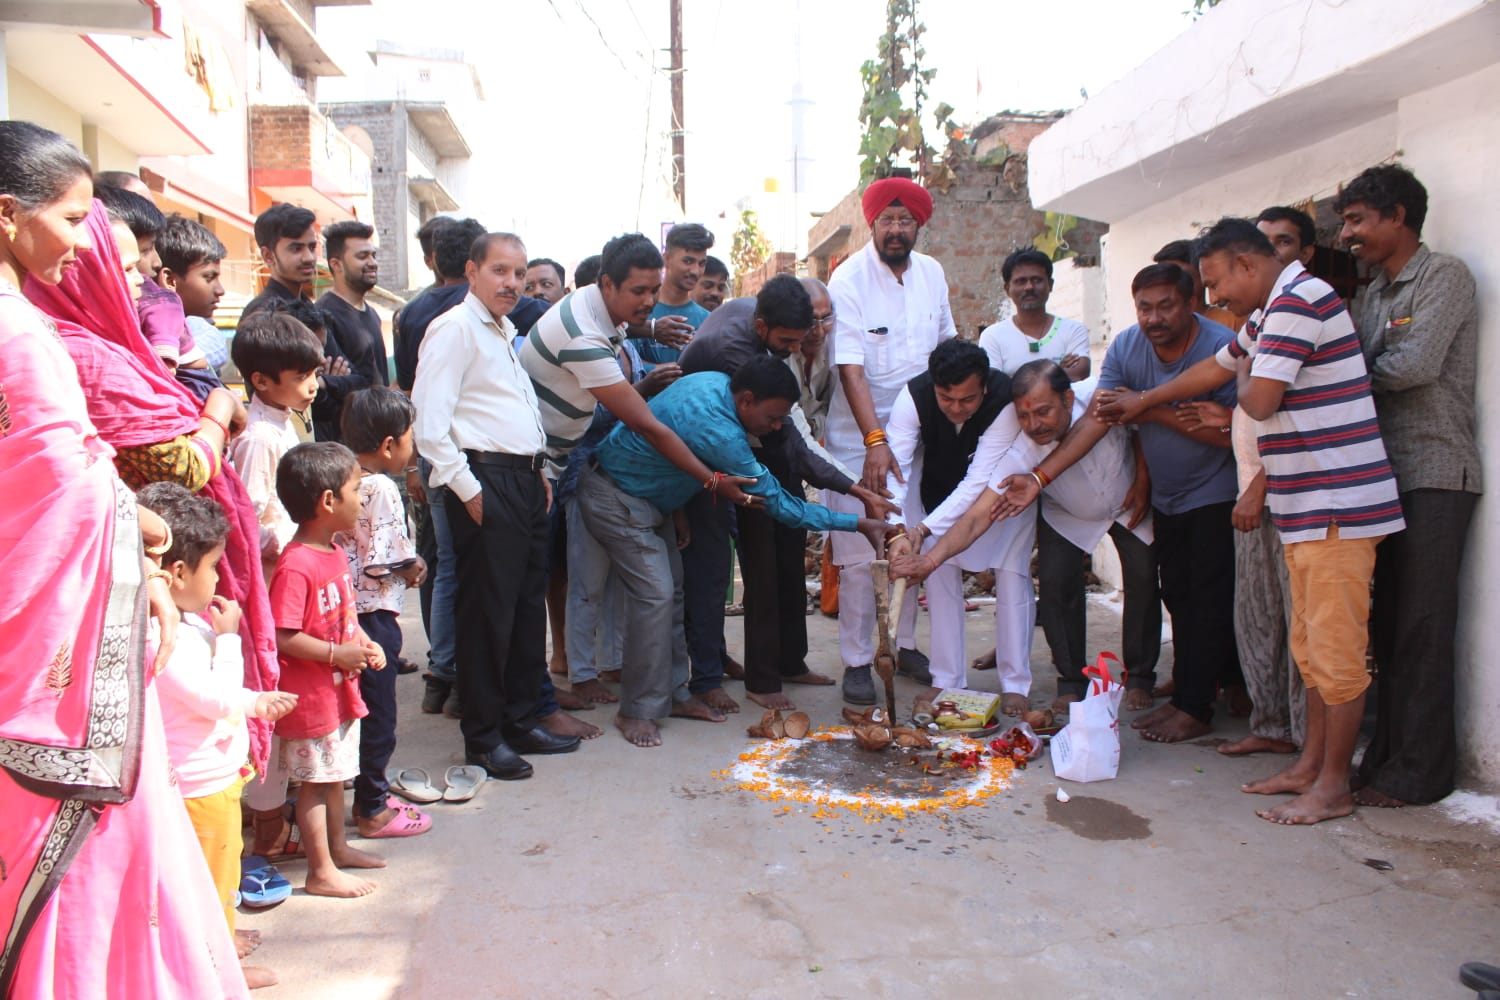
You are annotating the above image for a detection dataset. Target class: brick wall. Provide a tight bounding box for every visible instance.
[805,114,1109,340]
[323,102,409,290]
[736,251,798,297]
[248,105,314,170]
[923,151,1107,339]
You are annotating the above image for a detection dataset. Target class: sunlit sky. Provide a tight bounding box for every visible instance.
[320,0,1195,273]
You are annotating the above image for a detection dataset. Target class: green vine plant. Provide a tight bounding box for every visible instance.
[856,0,958,191]
[730,209,771,296]
[1032,211,1080,262]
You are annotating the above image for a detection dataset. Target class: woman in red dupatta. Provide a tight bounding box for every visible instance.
[0,122,247,997]
[24,202,279,777]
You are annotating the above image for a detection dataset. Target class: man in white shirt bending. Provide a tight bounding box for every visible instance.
[825,176,957,705]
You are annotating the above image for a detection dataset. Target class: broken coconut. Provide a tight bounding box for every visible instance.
[1023,709,1055,730]
[784,712,811,739]
[842,705,888,727]
[746,709,785,739]
[852,724,893,752]
[891,727,933,749]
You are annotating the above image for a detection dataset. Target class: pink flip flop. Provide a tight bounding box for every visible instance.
[363,802,432,839]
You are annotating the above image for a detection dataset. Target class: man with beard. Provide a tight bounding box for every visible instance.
[317,221,388,389]
[626,222,714,368]
[995,264,1239,742]
[825,177,956,705]
[242,204,364,443]
[692,255,730,312]
[979,247,1091,381]
[675,275,895,711]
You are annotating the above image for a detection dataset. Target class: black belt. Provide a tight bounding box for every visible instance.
[464,450,546,472]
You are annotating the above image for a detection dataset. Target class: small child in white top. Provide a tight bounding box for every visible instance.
[137,482,298,992]
[227,311,324,570]
[337,388,431,839]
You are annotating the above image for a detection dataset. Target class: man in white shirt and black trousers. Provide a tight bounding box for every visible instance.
[413,232,580,780]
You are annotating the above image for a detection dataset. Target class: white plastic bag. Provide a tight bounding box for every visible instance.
[1050,652,1126,783]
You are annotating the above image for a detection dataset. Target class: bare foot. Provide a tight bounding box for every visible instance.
[552,686,594,712]
[304,870,377,898]
[1219,734,1297,756]
[599,669,622,683]
[1050,693,1081,714]
[1257,787,1356,825]
[747,691,797,711]
[242,966,279,990]
[330,845,386,870]
[1225,684,1252,718]
[1152,678,1175,698]
[538,709,604,740]
[250,810,289,857]
[571,679,618,705]
[1353,787,1408,808]
[1130,701,1176,730]
[548,659,567,676]
[614,714,662,747]
[699,688,740,714]
[1001,693,1029,717]
[1242,765,1317,796]
[235,928,261,959]
[1123,688,1153,712]
[970,649,996,672]
[1140,707,1212,743]
[723,656,746,681]
[783,670,835,686]
[670,695,727,723]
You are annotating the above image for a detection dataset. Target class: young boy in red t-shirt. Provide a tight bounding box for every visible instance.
[267,441,388,898]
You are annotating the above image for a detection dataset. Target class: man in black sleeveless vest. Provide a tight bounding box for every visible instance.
[884,339,1015,705]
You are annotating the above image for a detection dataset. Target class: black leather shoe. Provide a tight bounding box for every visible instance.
[1461,963,1500,992]
[466,743,533,781]
[504,726,580,755]
[421,676,450,715]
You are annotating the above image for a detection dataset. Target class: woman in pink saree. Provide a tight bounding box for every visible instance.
[0,121,247,998]
[24,196,279,779]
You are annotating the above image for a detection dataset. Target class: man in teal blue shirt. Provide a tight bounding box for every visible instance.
[582,356,888,747]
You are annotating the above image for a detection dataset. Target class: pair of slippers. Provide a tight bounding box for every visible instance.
[386,766,484,804]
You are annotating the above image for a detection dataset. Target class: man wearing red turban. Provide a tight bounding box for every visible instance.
[823,176,957,705]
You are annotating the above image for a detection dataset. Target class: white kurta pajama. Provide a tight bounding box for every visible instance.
[824,241,957,669]
[885,388,1028,691]
[920,380,1153,697]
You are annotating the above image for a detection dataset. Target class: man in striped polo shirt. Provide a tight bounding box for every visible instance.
[1115,217,1404,825]
[517,232,759,714]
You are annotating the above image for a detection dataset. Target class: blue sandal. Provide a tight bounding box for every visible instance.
[239,856,293,908]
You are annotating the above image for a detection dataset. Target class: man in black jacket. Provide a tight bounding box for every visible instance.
[677,275,896,711]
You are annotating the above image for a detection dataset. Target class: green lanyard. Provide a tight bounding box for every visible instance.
[1027,316,1061,353]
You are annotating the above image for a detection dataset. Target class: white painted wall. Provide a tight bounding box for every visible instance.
[1048,257,1109,354]
[1398,62,1500,789]
[1084,64,1500,791]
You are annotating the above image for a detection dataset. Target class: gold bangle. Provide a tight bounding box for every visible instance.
[145,568,172,586]
[143,523,173,557]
